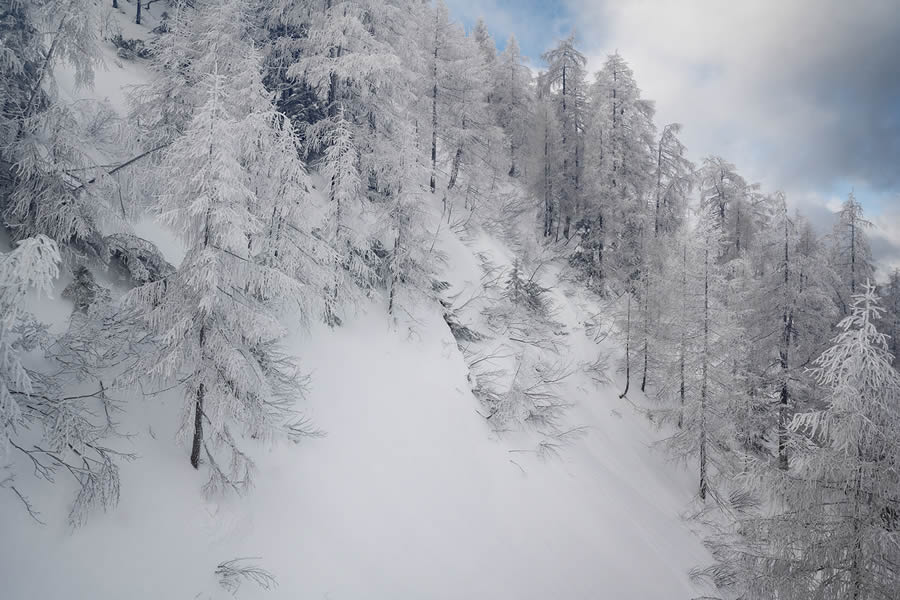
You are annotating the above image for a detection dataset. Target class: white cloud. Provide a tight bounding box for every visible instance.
[563,0,900,195]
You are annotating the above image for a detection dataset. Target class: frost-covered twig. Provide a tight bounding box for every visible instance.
[215,557,277,594]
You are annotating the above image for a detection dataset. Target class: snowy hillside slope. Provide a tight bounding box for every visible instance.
[1,5,713,599]
[1,228,714,600]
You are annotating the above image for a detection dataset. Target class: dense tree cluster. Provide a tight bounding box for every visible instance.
[1,2,898,596]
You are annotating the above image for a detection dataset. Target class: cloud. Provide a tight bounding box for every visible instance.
[871,208,900,280]
[564,0,900,195]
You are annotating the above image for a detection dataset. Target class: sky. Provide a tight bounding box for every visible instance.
[445,0,900,279]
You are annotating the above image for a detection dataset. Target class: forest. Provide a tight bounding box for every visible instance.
[1,1,899,599]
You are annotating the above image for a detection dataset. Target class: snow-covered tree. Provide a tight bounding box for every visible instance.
[878,269,900,366]
[581,52,655,282]
[1,236,60,497]
[420,1,502,219]
[529,74,563,241]
[1,236,128,525]
[697,156,763,262]
[382,118,439,317]
[541,34,587,240]
[471,18,496,67]
[701,284,900,600]
[1,0,127,260]
[126,0,322,490]
[129,0,199,150]
[652,123,693,236]
[741,194,837,469]
[829,192,874,315]
[494,35,533,177]
[658,207,743,500]
[319,106,371,325]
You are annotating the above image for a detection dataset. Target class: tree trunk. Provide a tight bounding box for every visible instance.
[448,147,461,191]
[429,42,438,194]
[619,292,632,399]
[640,229,650,392]
[388,193,402,315]
[543,123,551,237]
[135,0,141,25]
[190,383,204,468]
[850,209,856,297]
[190,323,207,469]
[778,218,791,470]
[699,248,709,500]
[654,133,663,237]
[678,244,686,429]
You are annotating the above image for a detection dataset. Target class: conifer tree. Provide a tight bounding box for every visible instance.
[126,0,322,490]
[829,192,874,315]
[702,284,900,600]
[541,35,587,240]
[494,35,533,177]
[581,52,655,281]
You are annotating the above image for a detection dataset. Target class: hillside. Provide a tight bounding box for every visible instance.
[7,2,896,599]
[0,213,713,600]
[0,8,713,599]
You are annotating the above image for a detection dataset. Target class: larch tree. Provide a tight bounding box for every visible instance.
[494,35,533,178]
[702,284,900,600]
[661,206,743,501]
[1,0,123,261]
[125,0,322,491]
[878,269,900,366]
[541,34,587,240]
[652,123,694,237]
[528,73,564,242]
[741,194,837,470]
[581,52,655,285]
[829,192,874,315]
[697,156,763,263]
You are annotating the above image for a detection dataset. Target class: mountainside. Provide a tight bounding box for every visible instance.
[4,3,898,600]
[0,12,712,598]
[0,205,713,600]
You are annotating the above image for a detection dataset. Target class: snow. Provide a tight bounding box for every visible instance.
[1,220,713,599]
[0,5,713,599]
[2,277,711,600]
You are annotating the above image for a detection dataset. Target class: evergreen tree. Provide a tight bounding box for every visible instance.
[529,73,563,242]
[703,284,900,600]
[541,34,587,240]
[126,0,322,489]
[741,194,837,469]
[581,52,655,282]
[652,123,693,236]
[494,35,533,177]
[1,0,121,260]
[829,192,874,315]
[659,206,743,500]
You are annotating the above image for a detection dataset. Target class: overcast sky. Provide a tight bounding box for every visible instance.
[445,0,900,279]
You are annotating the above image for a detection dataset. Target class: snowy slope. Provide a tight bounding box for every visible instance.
[1,262,712,600]
[0,6,713,599]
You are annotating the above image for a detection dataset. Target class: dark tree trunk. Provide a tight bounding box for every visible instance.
[678,245,686,428]
[619,292,632,399]
[430,43,438,194]
[448,147,461,190]
[135,0,141,25]
[190,383,204,468]
[699,248,709,501]
[778,218,792,470]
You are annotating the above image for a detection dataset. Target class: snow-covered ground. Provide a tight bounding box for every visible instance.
[0,6,713,599]
[1,261,712,600]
